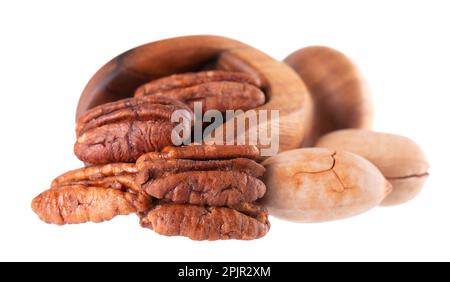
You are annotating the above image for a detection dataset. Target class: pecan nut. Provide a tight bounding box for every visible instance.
[134,70,261,95]
[134,71,265,112]
[140,202,270,241]
[75,95,193,164]
[136,144,261,167]
[31,163,150,225]
[136,145,266,206]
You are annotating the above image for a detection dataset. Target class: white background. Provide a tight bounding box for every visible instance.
[1,0,449,261]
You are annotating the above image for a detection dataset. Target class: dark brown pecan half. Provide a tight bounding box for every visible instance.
[136,158,265,179]
[137,158,266,206]
[134,70,262,96]
[139,81,265,112]
[134,71,265,112]
[32,164,151,225]
[142,171,265,206]
[32,186,150,225]
[75,96,193,164]
[140,203,270,240]
[51,163,138,190]
[135,145,265,206]
[136,145,261,168]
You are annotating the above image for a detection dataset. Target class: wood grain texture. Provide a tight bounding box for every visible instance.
[77,35,312,154]
[284,46,372,146]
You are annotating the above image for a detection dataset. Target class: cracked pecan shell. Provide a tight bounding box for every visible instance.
[75,96,193,164]
[262,148,392,222]
[140,202,270,240]
[32,163,150,225]
[134,71,265,112]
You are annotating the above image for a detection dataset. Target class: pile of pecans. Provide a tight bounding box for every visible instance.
[32,71,270,240]
[32,41,430,240]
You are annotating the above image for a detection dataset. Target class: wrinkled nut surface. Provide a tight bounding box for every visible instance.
[31,163,150,225]
[75,95,193,164]
[315,129,429,206]
[32,186,149,225]
[134,71,265,112]
[134,70,261,95]
[140,202,270,240]
[136,145,266,206]
[284,46,373,145]
[136,144,261,167]
[261,148,391,222]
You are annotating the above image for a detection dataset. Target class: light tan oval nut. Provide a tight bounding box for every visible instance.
[315,129,429,206]
[261,148,391,222]
[134,70,262,96]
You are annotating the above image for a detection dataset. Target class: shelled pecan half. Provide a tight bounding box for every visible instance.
[31,163,150,225]
[134,70,265,112]
[136,145,266,206]
[75,96,193,164]
[140,202,270,241]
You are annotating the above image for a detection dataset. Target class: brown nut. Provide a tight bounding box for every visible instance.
[140,202,270,240]
[32,186,150,225]
[74,95,193,164]
[136,145,266,206]
[134,70,262,96]
[261,148,391,222]
[31,163,151,225]
[284,46,373,145]
[315,129,429,206]
[134,70,265,112]
[136,144,261,166]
